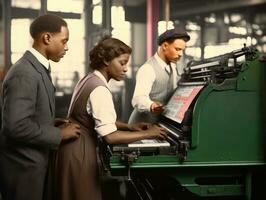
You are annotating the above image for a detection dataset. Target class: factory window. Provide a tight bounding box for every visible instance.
[47,0,83,13]
[12,0,40,9]
[92,0,102,25]
[11,19,32,64]
[9,0,85,96]
[179,12,266,60]
[158,21,174,35]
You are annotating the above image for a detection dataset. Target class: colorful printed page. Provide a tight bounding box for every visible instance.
[163,85,204,123]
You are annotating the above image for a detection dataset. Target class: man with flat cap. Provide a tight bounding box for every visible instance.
[129,27,190,124]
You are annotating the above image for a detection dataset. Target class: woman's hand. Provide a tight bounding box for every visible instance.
[128,122,152,131]
[145,124,167,140]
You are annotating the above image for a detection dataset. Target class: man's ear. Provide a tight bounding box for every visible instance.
[43,32,51,45]
[162,42,168,51]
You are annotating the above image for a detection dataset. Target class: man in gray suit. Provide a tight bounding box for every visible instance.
[0,14,81,200]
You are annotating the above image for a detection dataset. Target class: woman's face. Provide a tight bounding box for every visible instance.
[106,53,130,81]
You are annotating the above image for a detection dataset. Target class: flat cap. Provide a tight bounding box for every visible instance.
[158,28,190,45]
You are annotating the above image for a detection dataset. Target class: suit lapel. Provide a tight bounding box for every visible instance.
[23,51,55,117]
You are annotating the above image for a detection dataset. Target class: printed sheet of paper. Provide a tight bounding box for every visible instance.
[163,85,204,123]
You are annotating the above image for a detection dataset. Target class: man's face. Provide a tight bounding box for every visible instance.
[47,26,69,62]
[163,39,186,63]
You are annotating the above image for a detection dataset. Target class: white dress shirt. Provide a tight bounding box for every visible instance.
[131,52,179,112]
[86,70,117,137]
[29,48,50,70]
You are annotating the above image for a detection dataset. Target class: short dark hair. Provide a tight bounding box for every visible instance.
[89,36,132,70]
[30,14,67,39]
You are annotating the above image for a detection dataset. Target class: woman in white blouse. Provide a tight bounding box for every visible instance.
[46,37,167,200]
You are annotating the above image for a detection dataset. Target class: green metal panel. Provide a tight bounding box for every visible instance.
[108,50,266,168]
[106,49,266,199]
[189,51,265,163]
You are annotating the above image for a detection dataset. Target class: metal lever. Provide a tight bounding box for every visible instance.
[127,167,131,180]
[178,140,189,162]
[120,151,139,180]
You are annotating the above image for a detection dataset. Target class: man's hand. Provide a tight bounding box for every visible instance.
[59,122,81,141]
[150,102,165,115]
[54,118,70,127]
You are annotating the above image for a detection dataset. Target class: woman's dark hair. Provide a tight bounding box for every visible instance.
[30,14,67,39]
[89,36,132,70]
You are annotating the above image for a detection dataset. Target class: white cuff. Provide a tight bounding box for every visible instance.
[96,123,117,137]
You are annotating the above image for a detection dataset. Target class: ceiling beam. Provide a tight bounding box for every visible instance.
[171,0,266,18]
[11,7,81,19]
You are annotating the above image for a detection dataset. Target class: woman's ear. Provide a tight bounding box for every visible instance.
[103,60,109,66]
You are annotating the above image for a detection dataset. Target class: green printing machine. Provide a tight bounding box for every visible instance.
[99,46,266,199]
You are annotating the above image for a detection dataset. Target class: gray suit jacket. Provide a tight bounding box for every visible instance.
[0,51,61,200]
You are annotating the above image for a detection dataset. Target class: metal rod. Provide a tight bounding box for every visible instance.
[179,82,206,86]
[163,0,170,29]
[188,61,220,70]
[190,75,211,79]
[189,69,212,75]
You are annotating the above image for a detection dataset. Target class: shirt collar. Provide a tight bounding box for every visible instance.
[29,48,50,70]
[154,52,172,70]
[93,70,110,89]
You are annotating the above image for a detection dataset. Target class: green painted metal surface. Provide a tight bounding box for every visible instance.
[189,51,265,163]
[105,49,266,198]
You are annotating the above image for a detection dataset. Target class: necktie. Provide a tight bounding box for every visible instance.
[47,64,52,81]
[48,64,51,73]
[166,65,174,93]
[165,64,173,76]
